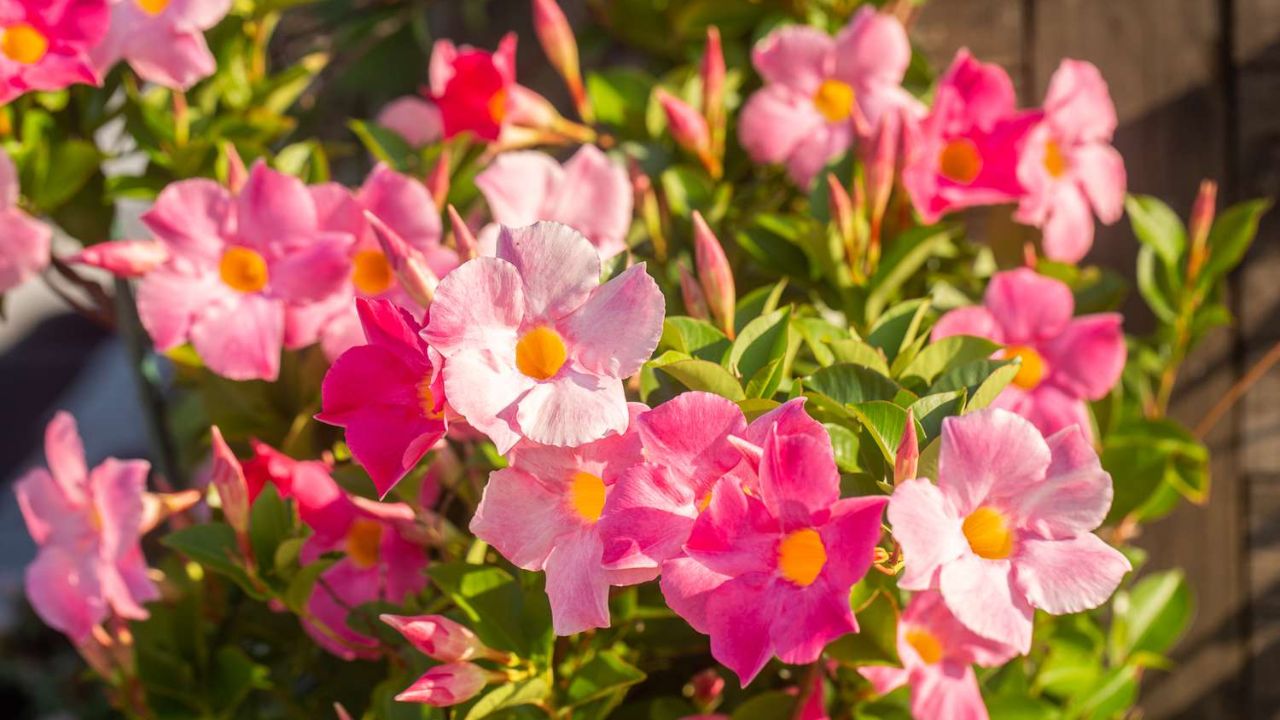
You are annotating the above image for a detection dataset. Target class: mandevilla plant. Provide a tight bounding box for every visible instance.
[2,0,1272,718]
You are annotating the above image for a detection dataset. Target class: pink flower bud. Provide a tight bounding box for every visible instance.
[656,89,720,178]
[425,147,451,211]
[380,613,496,663]
[395,662,489,706]
[1187,179,1217,281]
[690,668,725,707]
[826,173,855,248]
[68,240,169,278]
[333,703,354,720]
[692,211,735,338]
[532,0,591,122]
[209,426,250,540]
[679,263,710,320]
[864,111,903,243]
[894,408,919,485]
[220,141,249,194]
[447,204,478,261]
[701,27,725,144]
[365,210,439,307]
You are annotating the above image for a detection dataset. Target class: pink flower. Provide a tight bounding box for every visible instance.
[888,408,1131,654]
[133,162,353,381]
[902,50,1038,223]
[90,0,230,90]
[0,0,108,104]
[317,298,447,498]
[0,147,50,292]
[424,222,664,452]
[859,591,1017,720]
[931,268,1126,440]
[381,614,505,663]
[470,405,653,635]
[475,145,633,260]
[14,412,157,642]
[376,95,443,147]
[1014,60,1127,263]
[395,662,489,706]
[738,8,919,188]
[429,34,517,141]
[658,398,888,684]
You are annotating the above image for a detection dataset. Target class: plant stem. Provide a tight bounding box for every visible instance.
[1193,337,1280,439]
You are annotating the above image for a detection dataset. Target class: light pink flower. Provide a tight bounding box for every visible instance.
[860,591,1016,720]
[1015,60,1127,263]
[470,405,653,635]
[377,95,443,147]
[888,408,1131,654]
[902,49,1038,223]
[0,147,50,292]
[424,222,664,452]
[395,662,489,706]
[658,398,888,684]
[0,0,108,104]
[90,0,230,90]
[931,268,1126,440]
[738,8,919,188]
[133,162,353,381]
[317,298,447,498]
[475,145,633,260]
[14,412,156,642]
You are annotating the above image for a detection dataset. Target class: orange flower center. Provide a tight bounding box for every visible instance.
[1,23,49,65]
[515,326,567,380]
[344,518,384,569]
[938,138,983,184]
[351,248,395,296]
[1043,139,1068,178]
[905,627,945,665]
[136,0,171,15]
[962,506,1014,560]
[568,471,606,523]
[777,528,827,587]
[1005,345,1047,390]
[417,375,442,419]
[218,247,269,293]
[812,79,856,123]
[488,88,508,124]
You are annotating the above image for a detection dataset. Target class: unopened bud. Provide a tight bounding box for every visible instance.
[220,141,249,193]
[894,408,919,485]
[1187,179,1217,282]
[679,263,710,320]
[532,0,591,122]
[656,89,720,178]
[447,204,478,261]
[692,211,735,338]
[425,147,451,211]
[701,27,725,154]
[365,211,439,306]
[69,240,169,278]
[380,614,506,664]
[394,662,490,707]
[689,668,725,708]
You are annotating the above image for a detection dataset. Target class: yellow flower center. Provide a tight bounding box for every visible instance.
[961,506,1014,560]
[218,246,269,293]
[568,471,606,523]
[515,326,567,381]
[812,79,856,123]
[488,88,508,124]
[938,138,983,184]
[351,248,395,296]
[905,627,945,665]
[1005,345,1047,390]
[136,0,171,15]
[1,23,49,65]
[777,528,827,587]
[417,376,442,418]
[344,517,384,569]
[1043,139,1068,178]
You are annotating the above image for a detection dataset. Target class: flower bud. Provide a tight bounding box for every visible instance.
[864,111,902,247]
[630,160,667,262]
[894,408,919,485]
[692,211,735,338]
[395,662,490,706]
[689,668,725,708]
[1187,179,1217,282]
[209,426,250,538]
[447,204,478,261]
[826,173,855,248]
[68,240,169,278]
[701,27,725,152]
[380,613,502,663]
[679,263,710,320]
[220,141,249,193]
[656,89,720,178]
[425,147,451,211]
[532,0,591,122]
[365,211,439,307]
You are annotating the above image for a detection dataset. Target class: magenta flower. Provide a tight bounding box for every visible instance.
[134,162,352,381]
[738,8,919,188]
[475,145,633,260]
[424,222,664,452]
[429,34,517,141]
[470,405,653,635]
[90,0,230,90]
[658,399,888,684]
[1014,60,1127,263]
[0,148,50,293]
[14,412,156,642]
[860,591,1017,720]
[902,50,1037,222]
[932,268,1126,440]
[0,0,107,104]
[888,409,1131,654]
[376,96,443,147]
[317,298,447,498]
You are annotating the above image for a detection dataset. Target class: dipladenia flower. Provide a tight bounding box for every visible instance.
[425,222,664,452]
[658,398,888,684]
[859,591,1017,720]
[90,0,231,90]
[14,412,157,641]
[317,298,447,498]
[376,96,443,147]
[0,147,50,292]
[1015,59,1127,263]
[932,268,1126,440]
[470,405,653,635]
[430,34,517,141]
[738,8,919,188]
[474,145,633,260]
[888,408,1131,654]
[0,0,108,104]
[133,162,352,381]
[903,50,1038,222]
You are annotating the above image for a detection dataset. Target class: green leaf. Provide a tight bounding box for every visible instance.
[850,400,919,462]
[349,119,412,170]
[805,364,900,405]
[930,359,1017,412]
[825,422,861,473]
[1126,194,1187,265]
[249,483,292,575]
[209,646,270,714]
[429,563,533,654]
[731,691,798,720]
[827,339,891,375]
[1103,418,1209,521]
[1065,665,1138,720]
[588,69,656,137]
[866,299,931,364]
[865,226,953,321]
[728,307,791,381]
[650,352,745,401]
[745,358,786,399]
[565,650,646,711]
[736,226,810,279]
[463,678,550,720]
[1198,198,1271,289]
[660,316,730,362]
[898,335,1002,389]
[827,589,899,665]
[909,390,966,440]
[161,524,263,599]
[1109,570,1192,662]
[30,139,101,212]
[1136,244,1179,323]
[284,558,335,615]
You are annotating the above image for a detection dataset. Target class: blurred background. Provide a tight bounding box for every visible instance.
[0,0,1276,717]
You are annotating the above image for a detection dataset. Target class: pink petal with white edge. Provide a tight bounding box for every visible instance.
[423,257,524,356]
[1044,59,1117,143]
[888,478,967,590]
[190,293,285,381]
[1044,313,1126,400]
[1014,534,1130,614]
[939,554,1033,654]
[543,529,612,635]
[983,268,1075,343]
[937,409,1050,516]
[1009,425,1112,539]
[1074,143,1127,224]
[25,548,107,642]
[738,85,826,168]
[562,263,664,378]
[470,468,570,570]
[440,348,530,454]
[752,25,834,94]
[515,370,630,448]
[495,222,600,322]
[931,305,1005,344]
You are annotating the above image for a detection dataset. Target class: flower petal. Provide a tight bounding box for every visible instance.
[495,222,600,322]
[1014,534,1130,614]
[1044,314,1126,400]
[562,263,664,378]
[423,257,524,356]
[470,468,570,570]
[888,478,966,591]
[514,369,630,448]
[441,348,531,454]
[939,554,1033,654]
[983,268,1075,344]
[938,409,1050,516]
[543,529,612,635]
[752,25,835,94]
